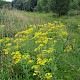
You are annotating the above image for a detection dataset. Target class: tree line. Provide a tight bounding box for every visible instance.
[0,0,80,16]
[0,0,11,9]
[12,0,80,16]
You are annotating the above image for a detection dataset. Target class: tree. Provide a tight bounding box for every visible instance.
[70,0,80,10]
[36,0,71,16]
[29,0,37,11]
[0,0,11,9]
[55,0,70,16]
[36,0,51,12]
[12,0,37,11]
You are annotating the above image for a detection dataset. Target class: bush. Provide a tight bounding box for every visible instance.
[68,10,80,16]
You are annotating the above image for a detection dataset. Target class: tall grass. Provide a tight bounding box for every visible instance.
[0,9,48,38]
[0,9,80,38]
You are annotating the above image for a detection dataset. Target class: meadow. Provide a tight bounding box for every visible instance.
[0,9,80,80]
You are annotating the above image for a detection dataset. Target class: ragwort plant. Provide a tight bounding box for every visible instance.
[0,22,80,80]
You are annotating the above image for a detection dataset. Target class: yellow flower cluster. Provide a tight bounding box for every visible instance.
[37,57,48,65]
[32,65,40,76]
[1,22,71,79]
[11,51,31,64]
[0,39,3,43]
[12,51,22,64]
[6,43,12,47]
[27,60,34,64]
[4,48,10,55]
[64,45,72,53]
[22,54,30,59]
[37,57,52,65]
[15,28,33,37]
[44,73,52,79]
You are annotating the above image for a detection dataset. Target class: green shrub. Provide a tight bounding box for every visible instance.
[68,10,80,16]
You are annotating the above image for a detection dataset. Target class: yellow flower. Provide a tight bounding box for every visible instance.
[42,50,47,53]
[64,45,72,53]
[45,73,52,79]
[5,37,11,42]
[60,23,66,27]
[37,57,48,65]
[33,73,37,76]
[53,40,57,43]
[17,54,21,59]
[33,69,40,76]
[39,44,44,47]
[48,38,52,40]
[12,51,20,55]
[4,48,10,55]
[47,48,53,53]
[12,51,22,64]
[14,59,21,64]
[22,55,30,59]
[0,39,3,43]
[22,28,33,34]
[12,55,16,59]
[60,31,68,36]
[27,60,34,64]
[4,51,8,55]
[31,65,39,69]
[43,39,48,44]
[33,32,42,38]
[6,43,12,47]
[42,48,55,54]
[15,28,33,37]
[13,39,19,43]
[14,45,19,49]
[32,65,41,76]
[48,58,52,62]
[15,32,20,37]
[35,40,41,44]
[41,32,48,36]
[34,48,38,52]
[34,47,40,52]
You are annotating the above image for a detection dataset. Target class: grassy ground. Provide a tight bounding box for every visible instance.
[0,9,80,80]
[0,9,80,38]
[0,9,80,37]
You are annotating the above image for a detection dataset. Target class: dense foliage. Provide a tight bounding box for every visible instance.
[0,0,11,8]
[11,0,80,16]
[54,0,70,16]
[0,0,80,16]
[0,0,80,79]
[12,0,37,11]
[0,22,80,80]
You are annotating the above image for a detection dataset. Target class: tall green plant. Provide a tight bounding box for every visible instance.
[12,0,37,11]
[36,0,71,16]
[36,0,49,12]
[69,0,80,10]
[54,0,70,16]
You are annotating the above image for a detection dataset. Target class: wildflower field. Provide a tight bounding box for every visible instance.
[0,9,80,80]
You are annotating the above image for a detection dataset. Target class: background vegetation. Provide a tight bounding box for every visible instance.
[11,0,80,16]
[0,0,80,80]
